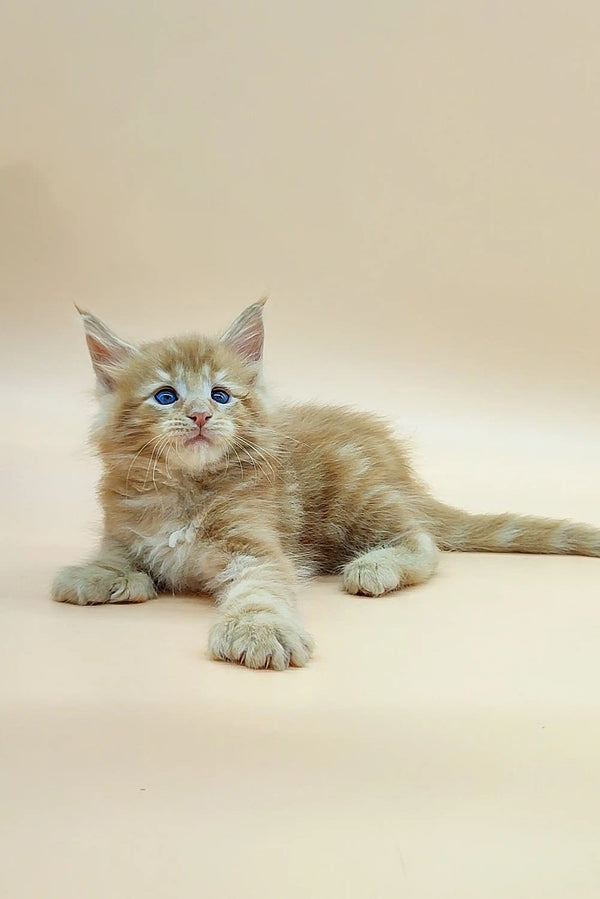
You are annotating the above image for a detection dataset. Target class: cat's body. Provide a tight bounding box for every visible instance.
[53,302,600,669]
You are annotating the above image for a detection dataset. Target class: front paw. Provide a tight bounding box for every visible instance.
[52,564,157,606]
[208,607,314,670]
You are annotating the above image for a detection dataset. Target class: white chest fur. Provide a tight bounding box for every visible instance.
[123,497,217,592]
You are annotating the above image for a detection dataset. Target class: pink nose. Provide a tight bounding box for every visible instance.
[188,411,212,429]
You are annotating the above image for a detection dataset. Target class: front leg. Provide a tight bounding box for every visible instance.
[52,542,157,606]
[207,552,314,670]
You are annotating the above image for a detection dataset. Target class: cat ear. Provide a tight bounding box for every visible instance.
[76,307,137,391]
[220,299,266,364]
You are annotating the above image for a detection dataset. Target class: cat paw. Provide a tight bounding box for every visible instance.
[52,564,157,606]
[208,608,314,670]
[342,552,400,596]
[109,572,157,603]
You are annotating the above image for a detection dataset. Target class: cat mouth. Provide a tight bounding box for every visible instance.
[183,430,212,447]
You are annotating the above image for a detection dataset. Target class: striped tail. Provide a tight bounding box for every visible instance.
[420,498,600,557]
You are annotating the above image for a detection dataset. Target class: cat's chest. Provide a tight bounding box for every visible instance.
[124,498,219,591]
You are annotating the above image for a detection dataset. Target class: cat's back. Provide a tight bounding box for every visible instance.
[272,402,411,473]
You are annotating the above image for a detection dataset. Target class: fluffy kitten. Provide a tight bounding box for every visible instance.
[53,301,600,669]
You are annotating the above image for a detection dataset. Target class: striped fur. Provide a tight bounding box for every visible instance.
[52,302,600,669]
[421,499,600,557]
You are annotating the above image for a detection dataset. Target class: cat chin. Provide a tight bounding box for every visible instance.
[173,436,227,473]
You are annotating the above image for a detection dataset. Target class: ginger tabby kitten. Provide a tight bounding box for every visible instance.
[53,302,600,669]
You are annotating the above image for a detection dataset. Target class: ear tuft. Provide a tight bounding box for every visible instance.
[78,309,137,391]
[220,300,266,364]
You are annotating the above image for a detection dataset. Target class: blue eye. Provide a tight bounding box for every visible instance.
[154,388,178,405]
[211,388,231,404]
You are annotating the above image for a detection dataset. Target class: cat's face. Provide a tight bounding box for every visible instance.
[80,302,268,476]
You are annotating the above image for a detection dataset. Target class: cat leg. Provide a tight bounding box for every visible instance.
[207,552,314,670]
[342,532,439,597]
[52,543,157,606]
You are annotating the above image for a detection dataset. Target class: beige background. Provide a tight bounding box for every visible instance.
[2,2,600,897]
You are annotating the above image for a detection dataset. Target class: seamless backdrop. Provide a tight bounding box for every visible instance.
[2,2,600,898]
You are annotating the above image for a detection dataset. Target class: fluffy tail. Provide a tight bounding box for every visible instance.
[420,498,600,557]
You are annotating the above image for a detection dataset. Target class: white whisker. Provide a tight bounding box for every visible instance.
[125,434,166,499]
[235,435,279,483]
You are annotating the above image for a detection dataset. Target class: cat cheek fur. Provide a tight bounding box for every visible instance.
[52,302,600,671]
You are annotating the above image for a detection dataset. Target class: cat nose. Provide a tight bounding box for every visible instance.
[188,411,212,429]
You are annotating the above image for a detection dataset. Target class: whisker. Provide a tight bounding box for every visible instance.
[229,443,245,480]
[235,436,279,482]
[151,437,169,495]
[125,435,166,499]
[142,436,169,492]
[239,436,285,467]
[164,445,173,480]
[234,444,274,484]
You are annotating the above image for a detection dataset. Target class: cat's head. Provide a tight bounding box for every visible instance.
[79,301,270,478]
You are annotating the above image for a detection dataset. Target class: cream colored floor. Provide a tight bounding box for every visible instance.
[2,442,600,899]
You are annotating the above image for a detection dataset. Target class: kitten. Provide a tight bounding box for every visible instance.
[53,301,600,669]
